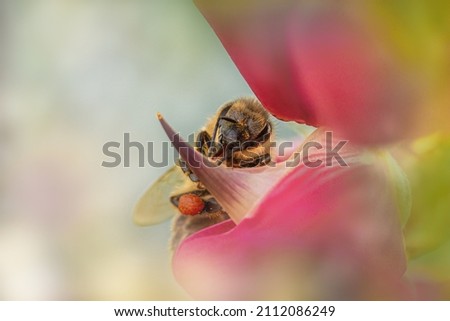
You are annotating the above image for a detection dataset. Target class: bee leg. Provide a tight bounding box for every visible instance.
[196,130,212,156]
[170,194,181,207]
[188,172,199,182]
[204,198,223,213]
[198,130,225,160]
[219,141,240,167]
[175,158,200,182]
[261,153,272,165]
[174,130,212,183]
[239,153,272,167]
[175,158,189,173]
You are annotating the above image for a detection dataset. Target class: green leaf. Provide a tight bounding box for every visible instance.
[403,134,450,259]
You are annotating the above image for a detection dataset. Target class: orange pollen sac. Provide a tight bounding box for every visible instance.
[178,194,205,215]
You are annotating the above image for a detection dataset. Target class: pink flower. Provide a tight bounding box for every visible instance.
[150,0,422,299]
[194,0,421,146]
[158,117,410,299]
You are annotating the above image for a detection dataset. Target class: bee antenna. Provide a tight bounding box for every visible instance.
[219,116,238,124]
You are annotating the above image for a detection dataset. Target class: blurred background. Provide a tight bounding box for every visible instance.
[1,0,449,300]
[0,0,255,300]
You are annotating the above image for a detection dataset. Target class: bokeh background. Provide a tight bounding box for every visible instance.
[1,0,449,300]
[0,0,255,300]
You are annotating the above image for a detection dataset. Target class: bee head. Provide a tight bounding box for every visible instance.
[218,117,251,145]
[208,98,272,159]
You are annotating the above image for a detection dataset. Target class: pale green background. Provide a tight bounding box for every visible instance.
[0,0,253,300]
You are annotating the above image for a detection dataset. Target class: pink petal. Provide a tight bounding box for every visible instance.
[288,14,416,145]
[159,113,360,225]
[172,138,410,300]
[194,0,419,145]
[157,113,282,224]
[194,1,316,124]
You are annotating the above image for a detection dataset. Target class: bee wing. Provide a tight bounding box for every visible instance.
[133,166,184,226]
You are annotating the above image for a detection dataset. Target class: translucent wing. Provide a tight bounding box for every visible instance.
[133,166,185,226]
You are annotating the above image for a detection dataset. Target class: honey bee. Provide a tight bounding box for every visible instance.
[133,97,274,251]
